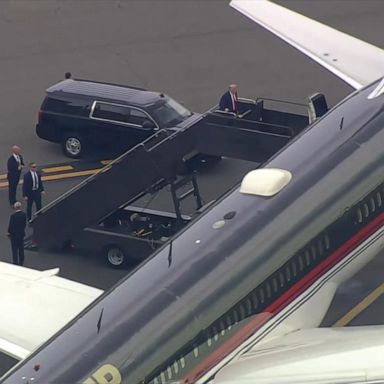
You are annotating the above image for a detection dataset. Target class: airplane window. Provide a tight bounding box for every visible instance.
[226,314,233,329]
[252,293,259,309]
[219,320,225,335]
[357,208,363,223]
[324,234,330,249]
[305,250,311,266]
[265,282,271,298]
[160,372,166,384]
[213,326,219,341]
[311,245,317,261]
[291,260,297,276]
[298,255,304,271]
[193,346,199,358]
[246,297,253,314]
[284,267,291,282]
[279,272,285,287]
[239,303,246,319]
[317,240,324,255]
[233,309,239,323]
[370,197,376,212]
[180,357,186,369]
[259,287,265,303]
[363,203,369,218]
[376,191,382,207]
[173,361,179,374]
[272,277,278,292]
[167,366,172,379]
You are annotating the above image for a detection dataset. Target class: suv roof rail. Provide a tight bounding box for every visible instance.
[72,78,147,92]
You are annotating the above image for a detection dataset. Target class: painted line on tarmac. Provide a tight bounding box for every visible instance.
[41,168,102,181]
[0,168,103,189]
[0,159,111,188]
[42,165,74,173]
[333,282,384,327]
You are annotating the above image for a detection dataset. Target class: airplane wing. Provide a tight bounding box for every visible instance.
[214,326,384,383]
[230,0,384,89]
[0,262,102,361]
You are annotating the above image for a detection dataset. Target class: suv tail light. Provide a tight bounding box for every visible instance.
[38,110,43,123]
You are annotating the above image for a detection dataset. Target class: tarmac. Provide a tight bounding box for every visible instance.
[0,0,383,332]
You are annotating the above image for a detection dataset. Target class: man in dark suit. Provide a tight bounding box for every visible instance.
[7,201,27,265]
[7,145,24,207]
[23,162,45,222]
[219,84,239,114]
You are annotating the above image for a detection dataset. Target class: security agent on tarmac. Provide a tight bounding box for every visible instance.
[7,145,24,207]
[7,202,27,266]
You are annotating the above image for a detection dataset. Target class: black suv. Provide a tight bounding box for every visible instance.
[36,79,197,158]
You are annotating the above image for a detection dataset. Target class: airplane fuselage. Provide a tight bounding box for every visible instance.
[3,79,384,384]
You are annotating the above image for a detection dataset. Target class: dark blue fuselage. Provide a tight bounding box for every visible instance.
[3,79,384,384]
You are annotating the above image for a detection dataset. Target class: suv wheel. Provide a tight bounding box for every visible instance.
[104,245,127,268]
[62,134,84,158]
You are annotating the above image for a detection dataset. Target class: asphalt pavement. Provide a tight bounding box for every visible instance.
[0,1,384,326]
[0,0,357,167]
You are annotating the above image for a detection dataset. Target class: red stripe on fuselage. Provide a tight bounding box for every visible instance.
[181,211,384,383]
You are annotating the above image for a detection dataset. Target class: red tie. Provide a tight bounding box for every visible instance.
[232,93,238,112]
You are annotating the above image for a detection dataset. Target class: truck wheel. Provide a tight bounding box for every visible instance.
[62,134,84,158]
[104,245,127,268]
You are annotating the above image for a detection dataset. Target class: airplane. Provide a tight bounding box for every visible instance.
[2,1,384,383]
[0,262,102,378]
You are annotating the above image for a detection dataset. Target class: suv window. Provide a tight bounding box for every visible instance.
[129,109,151,126]
[91,102,153,127]
[92,102,131,123]
[44,97,90,117]
[150,96,192,127]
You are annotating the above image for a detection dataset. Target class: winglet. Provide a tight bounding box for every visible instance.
[230,0,384,89]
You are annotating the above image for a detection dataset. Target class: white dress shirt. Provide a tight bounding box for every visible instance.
[31,171,39,190]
